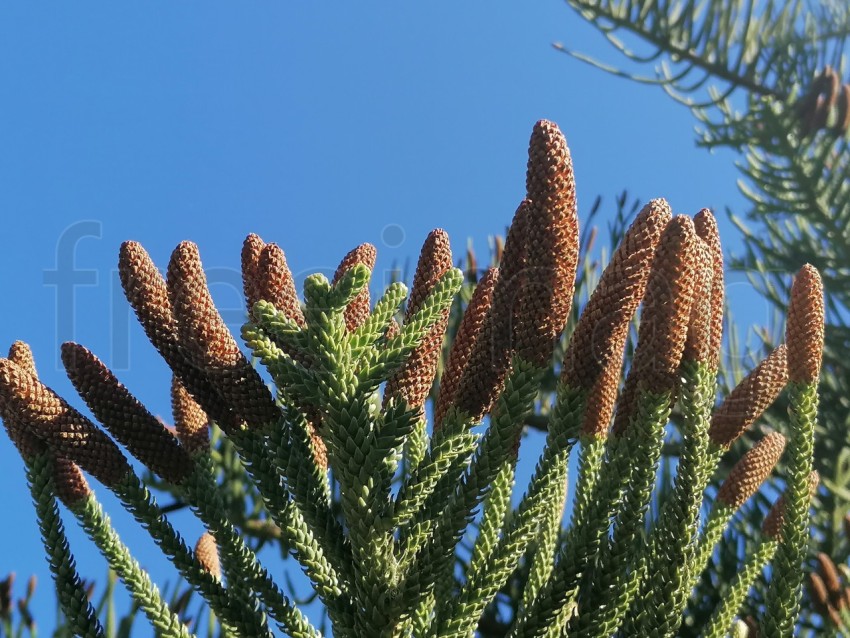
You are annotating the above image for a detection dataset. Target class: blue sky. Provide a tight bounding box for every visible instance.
[0,3,773,634]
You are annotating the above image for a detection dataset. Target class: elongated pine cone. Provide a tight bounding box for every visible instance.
[2,416,46,463]
[240,236,326,467]
[796,66,850,137]
[53,456,92,508]
[171,375,210,455]
[786,264,824,384]
[762,471,819,538]
[808,571,844,627]
[167,241,279,429]
[716,432,786,510]
[453,200,531,421]
[1,391,46,462]
[241,233,266,313]
[119,241,237,429]
[8,341,36,375]
[333,243,377,332]
[257,243,305,327]
[816,552,843,602]
[435,267,498,427]
[709,345,788,448]
[384,229,453,410]
[516,120,580,367]
[682,237,714,364]
[195,532,221,580]
[2,342,48,462]
[0,358,131,486]
[61,342,192,485]
[561,198,671,437]
[612,215,698,436]
[809,571,831,615]
[496,199,531,295]
[693,209,724,370]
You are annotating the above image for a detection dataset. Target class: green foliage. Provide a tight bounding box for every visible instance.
[0,120,826,637]
[764,381,818,634]
[28,454,105,638]
[703,539,778,638]
[555,0,849,632]
[72,496,190,638]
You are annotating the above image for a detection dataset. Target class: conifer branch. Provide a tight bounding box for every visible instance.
[702,539,778,638]
[27,454,105,638]
[0,118,826,637]
[71,494,193,638]
[764,265,824,636]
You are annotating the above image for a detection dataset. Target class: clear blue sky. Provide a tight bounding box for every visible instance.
[0,3,771,634]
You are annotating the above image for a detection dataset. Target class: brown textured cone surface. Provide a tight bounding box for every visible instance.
[743,616,759,637]
[306,416,328,472]
[762,496,787,539]
[3,344,45,460]
[435,267,498,427]
[118,241,238,430]
[3,417,47,462]
[612,216,698,436]
[786,264,825,384]
[8,342,36,375]
[485,198,532,347]
[525,120,575,224]
[561,198,672,436]
[452,200,531,421]
[0,359,131,486]
[817,553,844,600]
[257,243,305,327]
[517,121,580,367]
[497,200,532,287]
[241,233,265,313]
[763,471,820,538]
[120,241,182,359]
[167,242,244,368]
[693,209,724,370]
[384,229,453,409]
[716,432,786,509]
[53,457,92,507]
[683,238,714,363]
[61,343,192,485]
[167,241,279,429]
[333,243,377,332]
[194,532,221,580]
[809,572,831,615]
[452,314,507,422]
[171,376,210,455]
[405,230,453,317]
[709,344,788,448]
[385,318,401,340]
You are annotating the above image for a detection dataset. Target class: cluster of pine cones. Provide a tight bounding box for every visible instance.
[796,66,850,137]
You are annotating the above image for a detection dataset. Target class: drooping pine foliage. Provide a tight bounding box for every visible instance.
[0,121,826,636]
[552,0,850,632]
